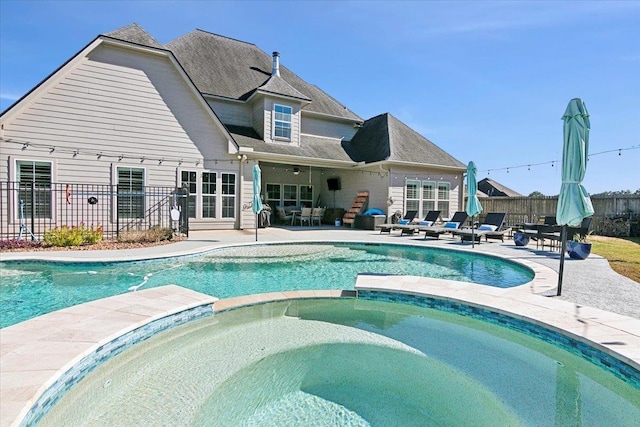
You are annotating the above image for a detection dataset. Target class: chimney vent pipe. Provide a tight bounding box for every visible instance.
[272,51,280,77]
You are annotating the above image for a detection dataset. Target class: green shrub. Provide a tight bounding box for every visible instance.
[43,224,103,247]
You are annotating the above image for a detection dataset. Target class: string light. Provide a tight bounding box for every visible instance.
[482,145,638,175]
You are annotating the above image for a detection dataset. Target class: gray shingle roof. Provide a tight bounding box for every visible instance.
[227,125,353,162]
[165,30,361,120]
[343,113,465,168]
[104,24,164,49]
[478,178,523,197]
[253,75,312,102]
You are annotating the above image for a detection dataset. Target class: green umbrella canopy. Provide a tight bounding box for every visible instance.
[556,98,594,227]
[465,161,483,218]
[252,164,263,214]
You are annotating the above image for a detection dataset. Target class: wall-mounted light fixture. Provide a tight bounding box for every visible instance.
[237,153,248,162]
[293,167,300,175]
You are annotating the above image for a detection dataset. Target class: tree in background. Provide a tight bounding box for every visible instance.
[528,191,545,198]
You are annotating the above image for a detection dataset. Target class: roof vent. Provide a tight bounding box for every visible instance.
[272,52,280,77]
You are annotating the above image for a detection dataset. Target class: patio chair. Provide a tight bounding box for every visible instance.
[376,210,418,234]
[394,210,441,236]
[539,216,592,251]
[297,207,312,226]
[419,211,468,240]
[452,212,509,243]
[275,206,293,225]
[522,215,557,249]
[311,207,325,226]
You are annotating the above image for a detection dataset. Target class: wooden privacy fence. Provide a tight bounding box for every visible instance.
[478,195,640,237]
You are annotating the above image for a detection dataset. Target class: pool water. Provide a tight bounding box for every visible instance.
[38,299,640,426]
[0,243,533,328]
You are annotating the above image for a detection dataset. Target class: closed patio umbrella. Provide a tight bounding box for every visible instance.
[252,164,263,242]
[556,98,594,296]
[465,161,483,248]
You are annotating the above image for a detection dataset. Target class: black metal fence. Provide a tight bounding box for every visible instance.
[0,182,189,241]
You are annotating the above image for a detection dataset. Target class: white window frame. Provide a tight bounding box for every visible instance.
[273,103,292,140]
[201,171,217,218]
[116,166,146,220]
[13,158,54,221]
[180,169,198,219]
[221,173,236,219]
[437,182,451,219]
[404,179,450,219]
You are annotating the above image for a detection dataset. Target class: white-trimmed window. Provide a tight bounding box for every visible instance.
[221,173,236,218]
[117,167,145,219]
[422,181,436,213]
[202,172,216,218]
[405,180,420,213]
[180,170,237,219]
[283,184,297,207]
[181,170,197,218]
[266,183,281,208]
[404,179,450,219]
[16,160,52,219]
[274,104,292,140]
[437,182,451,218]
[300,185,313,207]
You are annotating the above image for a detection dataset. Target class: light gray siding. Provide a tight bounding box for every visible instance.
[1,44,226,186]
[251,100,264,139]
[301,116,358,141]
[207,98,252,127]
[263,98,301,146]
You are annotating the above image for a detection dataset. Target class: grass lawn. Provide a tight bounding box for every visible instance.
[588,236,640,283]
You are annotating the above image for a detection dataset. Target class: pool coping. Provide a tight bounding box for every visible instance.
[0,285,218,427]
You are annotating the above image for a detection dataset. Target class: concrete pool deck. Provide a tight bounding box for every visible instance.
[1,226,639,426]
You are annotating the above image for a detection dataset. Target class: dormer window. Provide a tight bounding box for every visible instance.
[273,104,292,140]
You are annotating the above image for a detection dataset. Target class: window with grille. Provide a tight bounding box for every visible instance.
[202,172,216,218]
[422,181,436,213]
[283,184,297,207]
[266,183,281,208]
[437,182,451,218]
[117,167,145,219]
[300,185,313,207]
[16,160,52,219]
[221,173,235,218]
[274,104,292,140]
[181,170,197,218]
[405,180,420,213]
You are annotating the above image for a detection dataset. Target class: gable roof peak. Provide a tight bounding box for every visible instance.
[104,23,163,49]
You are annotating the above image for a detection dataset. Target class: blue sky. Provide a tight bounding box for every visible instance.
[1,0,638,196]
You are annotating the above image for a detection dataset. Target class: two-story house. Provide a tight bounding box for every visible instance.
[0,23,466,236]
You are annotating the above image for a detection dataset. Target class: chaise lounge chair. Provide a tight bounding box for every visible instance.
[451,212,510,243]
[376,210,418,234]
[419,211,468,240]
[393,210,441,236]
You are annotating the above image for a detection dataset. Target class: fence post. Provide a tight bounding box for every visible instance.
[181,185,189,238]
[115,184,119,240]
[30,182,36,240]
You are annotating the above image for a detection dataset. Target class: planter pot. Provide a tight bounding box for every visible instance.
[567,241,592,260]
[513,232,530,247]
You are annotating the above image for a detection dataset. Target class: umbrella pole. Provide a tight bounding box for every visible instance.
[255,213,258,242]
[471,215,475,248]
[557,226,567,296]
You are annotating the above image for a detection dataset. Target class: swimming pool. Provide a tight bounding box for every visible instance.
[37,298,640,426]
[0,242,533,328]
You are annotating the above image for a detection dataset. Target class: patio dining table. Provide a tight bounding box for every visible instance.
[290,209,301,226]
